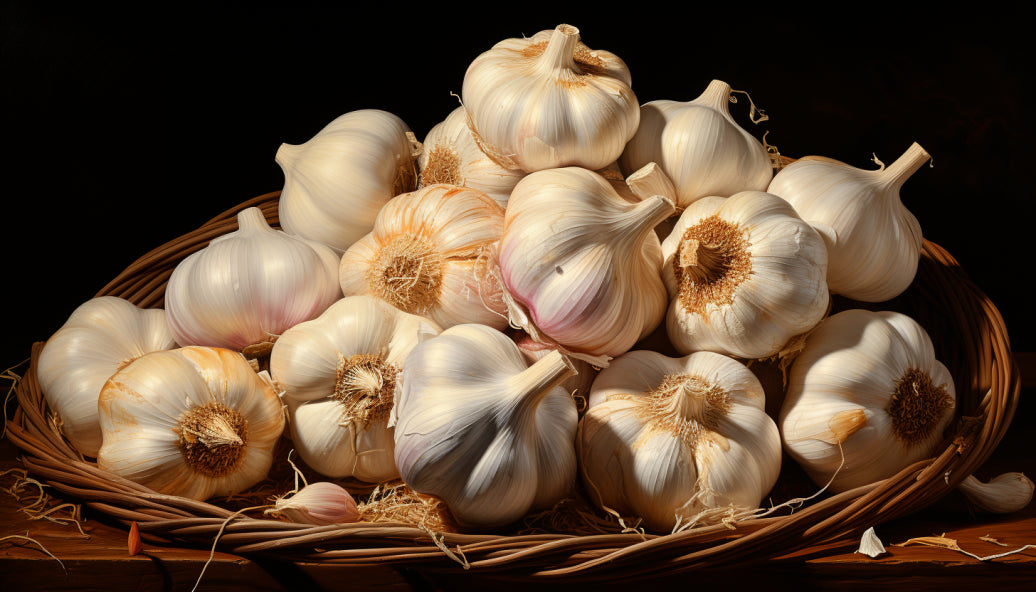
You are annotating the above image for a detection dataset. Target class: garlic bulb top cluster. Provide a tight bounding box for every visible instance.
[276,109,422,253]
[766,142,930,302]
[165,207,341,352]
[37,296,178,457]
[619,79,773,209]
[462,24,640,173]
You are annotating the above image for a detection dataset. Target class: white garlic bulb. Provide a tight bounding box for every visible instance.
[392,323,579,528]
[619,79,773,209]
[779,309,956,493]
[417,106,526,208]
[766,142,930,302]
[276,109,422,253]
[661,190,830,360]
[498,167,674,366]
[461,23,640,173]
[165,207,341,351]
[578,350,781,533]
[36,296,178,457]
[339,183,509,331]
[268,481,360,525]
[97,346,286,500]
[270,295,442,482]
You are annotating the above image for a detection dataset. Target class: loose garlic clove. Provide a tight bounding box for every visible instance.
[958,472,1034,514]
[392,323,579,529]
[766,143,930,302]
[276,109,422,253]
[461,24,640,173]
[268,481,360,525]
[97,347,286,501]
[270,295,442,482]
[37,296,178,457]
[417,106,526,208]
[619,79,774,209]
[660,190,830,360]
[578,350,782,533]
[498,167,674,366]
[779,309,956,493]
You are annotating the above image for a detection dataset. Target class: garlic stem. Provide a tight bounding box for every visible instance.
[509,350,578,415]
[614,195,676,250]
[877,142,931,192]
[235,207,271,234]
[696,79,733,113]
[536,24,580,74]
[626,162,678,204]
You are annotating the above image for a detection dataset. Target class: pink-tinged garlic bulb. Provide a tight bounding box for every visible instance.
[498,167,674,366]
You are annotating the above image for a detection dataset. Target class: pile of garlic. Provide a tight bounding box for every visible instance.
[36,23,1031,532]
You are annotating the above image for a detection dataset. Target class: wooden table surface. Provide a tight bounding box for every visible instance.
[3,356,1035,591]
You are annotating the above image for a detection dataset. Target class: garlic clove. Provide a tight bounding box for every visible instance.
[268,481,360,525]
[958,472,1034,514]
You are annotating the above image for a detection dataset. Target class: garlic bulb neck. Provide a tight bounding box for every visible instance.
[535,24,580,74]
[878,142,931,192]
[177,402,248,478]
[888,367,953,445]
[366,233,444,313]
[614,195,677,250]
[333,353,398,427]
[696,79,734,113]
[508,350,578,417]
[673,216,752,316]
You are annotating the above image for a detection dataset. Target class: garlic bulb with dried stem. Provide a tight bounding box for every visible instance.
[97,346,286,500]
[461,23,640,173]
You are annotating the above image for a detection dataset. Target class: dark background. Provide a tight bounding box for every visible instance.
[3,2,1033,370]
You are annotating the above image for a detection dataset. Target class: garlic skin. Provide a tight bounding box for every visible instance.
[619,79,773,209]
[779,309,956,493]
[164,207,341,351]
[392,323,579,528]
[461,24,640,173]
[661,190,829,360]
[97,347,286,501]
[276,109,421,253]
[578,350,781,533]
[270,295,442,482]
[339,184,508,331]
[268,481,360,525]
[766,143,930,302]
[417,106,526,208]
[498,167,674,366]
[36,296,178,457]
[958,472,1034,514]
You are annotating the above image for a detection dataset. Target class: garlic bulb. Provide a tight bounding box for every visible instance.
[392,323,579,528]
[461,24,640,173]
[268,481,360,525]
[619,79,773,209]
[97,346,286,500]
[779,309,956,493]
[270,295,441,482]
[958,472,1034,514]
[165,207,341,352]
[417,106,526,208]
[660,190,829,360]
[766,142,930,302]
[276,109,422,252]
[578,350,781,533]
[498,167,674,366]
[36,296,178,457]
[339,184,509,331]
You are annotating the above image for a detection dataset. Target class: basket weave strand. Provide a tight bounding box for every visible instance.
[5,190,1020,580]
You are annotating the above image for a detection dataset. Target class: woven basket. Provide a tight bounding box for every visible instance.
[6,189,1020,581]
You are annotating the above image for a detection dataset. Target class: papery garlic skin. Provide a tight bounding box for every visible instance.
[270,295,442,482]
[766,143,929,302]
[661,190,829,360]
[165,207,341,351]
[958,472,1034,514]
[392,323,579,528]
[619,79,773,209]
[339,184,508,331]
[97,347,285,501]
[461,24,640,173]
[276,109,421,253]
[779,309,956,493]
[417,106,526,208]
[37,296,178,457]
[578,350,781,533]
[499,167,674,366]
[269,481,360,525]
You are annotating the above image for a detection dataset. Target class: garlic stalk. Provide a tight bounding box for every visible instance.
[461,24,640,173]
[498,167,675,366]
[267,481,360,525]
[779,309,956,492]
[276,109,422,253]
[37,296,178,457]
[164,207,341,352]
[619,79,773,209]
[392,323,579,528]
[578,350,781,533]
[958,472,1034,514]
[766,142,930,302]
